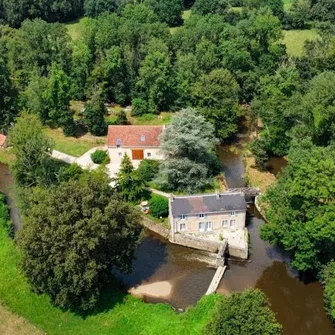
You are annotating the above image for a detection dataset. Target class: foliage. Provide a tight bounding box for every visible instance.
[137,159,160,181]
[260,140,335,272]
[57,163,84,182]
[0,55,18,131]
[83,92,107,136]
[17,171,142,311]
[84,0,119,17]
[192,0,229,15]
[0,0,83,27]
[44,63,75,136]
[321,261,335,322]
[10,114,54,188]
[115,110,129,125]
[91,150,109,164]
[204,289,281,335]
[156,108,220,192]
[191,69,241,141]
[249,138,269,170]
[114,154,146,202]
[144,0,184,26]
[0,192,11,236]
[149,194,169,218]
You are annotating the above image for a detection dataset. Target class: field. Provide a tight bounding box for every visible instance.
[65,18,86,41]
[282,29,319,57]
[0,212,219,335]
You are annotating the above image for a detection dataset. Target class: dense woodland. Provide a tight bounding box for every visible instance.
[1,0,335,332]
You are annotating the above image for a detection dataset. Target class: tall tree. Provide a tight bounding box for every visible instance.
[83,91,107,136]
[0,55,17,131]
[260,139,335,272]
[191,69,240,141]
[114,154,146,202]
[10,113,54,187]
[192,0,229,15]
[44,63,75,136]
[18,171,142,311]
[156,108,220,192]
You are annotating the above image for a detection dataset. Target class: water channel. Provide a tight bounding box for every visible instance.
[0,155,333,334]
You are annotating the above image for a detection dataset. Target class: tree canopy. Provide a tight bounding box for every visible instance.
[18,171,142,311]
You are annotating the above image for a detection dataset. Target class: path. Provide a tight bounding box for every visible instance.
[146,187,170,198]
[52,148,102,171]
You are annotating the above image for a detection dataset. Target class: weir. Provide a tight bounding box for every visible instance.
[206,243,227,295]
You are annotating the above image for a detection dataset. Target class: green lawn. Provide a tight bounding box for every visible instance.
[0,211,219,335]
[282,29,319,57]
[130,112,174,126]
[45,128,103,157]
[65,18,86,41]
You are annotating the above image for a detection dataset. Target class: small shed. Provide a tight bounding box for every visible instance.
[0,134,8,149]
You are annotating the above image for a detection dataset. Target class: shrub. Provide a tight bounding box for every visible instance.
[91,150,109,164]
[137,159,160,181]
[149,194,169,218]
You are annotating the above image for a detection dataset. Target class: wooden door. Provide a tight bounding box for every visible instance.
[132,149,144,160]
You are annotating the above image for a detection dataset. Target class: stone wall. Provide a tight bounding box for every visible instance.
[227,228,248,259]
[141,216,170,239]
[170,233,222,253]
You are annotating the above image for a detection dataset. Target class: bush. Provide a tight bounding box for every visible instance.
[132,98,148,116]
[137,159,160,181]
[149,194,169,218]
[91,150,109,164]
[321,261,335,321]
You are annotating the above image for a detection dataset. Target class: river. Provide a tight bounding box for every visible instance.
[0,161,333,334]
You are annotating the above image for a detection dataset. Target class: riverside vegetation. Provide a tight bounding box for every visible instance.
[1,0,335,332]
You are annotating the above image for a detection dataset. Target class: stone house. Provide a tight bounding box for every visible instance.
[169,192,248,258]
[106,125,164,166]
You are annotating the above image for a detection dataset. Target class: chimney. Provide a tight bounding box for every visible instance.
[170,194,175,202]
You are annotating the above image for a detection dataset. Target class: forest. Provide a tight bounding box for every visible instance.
[1,0,335,333]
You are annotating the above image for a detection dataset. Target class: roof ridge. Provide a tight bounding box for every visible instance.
[173,192,244,199]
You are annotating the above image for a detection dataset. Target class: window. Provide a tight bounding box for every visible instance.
[141,135,145,142]
[118,152,123,158]
[228,211,236,217]
[178,215,188,220]
[147,152,152,158]
[230,219,236,228]
[180,223,186,231]
[198,213,205,219]
[116,139,121,148]
[199,222,212,232]
[222,220,228,228]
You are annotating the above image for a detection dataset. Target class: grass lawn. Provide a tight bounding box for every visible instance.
[282,29,319,57]
[0,211,219,334]
[130,112,174,126]
[0,149,15,166]
[65,18,86,41]
[45,128,104,157]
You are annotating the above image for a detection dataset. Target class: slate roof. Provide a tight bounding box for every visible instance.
[107,125,163,148]
[170,192,246,216]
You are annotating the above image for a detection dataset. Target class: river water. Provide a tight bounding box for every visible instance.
[0,159,333,334]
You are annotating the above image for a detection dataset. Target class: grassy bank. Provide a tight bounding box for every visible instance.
[0,196,219,334]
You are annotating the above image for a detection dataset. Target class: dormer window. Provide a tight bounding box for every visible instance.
[116,139,121,148]
[141,135,145,142]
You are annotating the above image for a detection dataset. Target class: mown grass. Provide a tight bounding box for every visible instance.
[282,29,319,57]
[44,128,103,157]
[0,206,219,334]
[130,112,174,126]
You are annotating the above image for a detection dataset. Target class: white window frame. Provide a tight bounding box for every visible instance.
[230,219,236,228]
[180,215,187,220]
[147,152,152,158]
[180,223,186,231]
[199,222,205,232]
[198,213,205,219]
[206,221,212,232]
[229,211,236,217]
[222,219,228,228]
[199,221,212,232]
[118,152,123,158]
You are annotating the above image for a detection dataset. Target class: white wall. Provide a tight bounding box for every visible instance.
[108,147,163,167]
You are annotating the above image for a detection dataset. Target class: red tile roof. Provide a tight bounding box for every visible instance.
[107,125,164,148]
[0,134,7,147]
